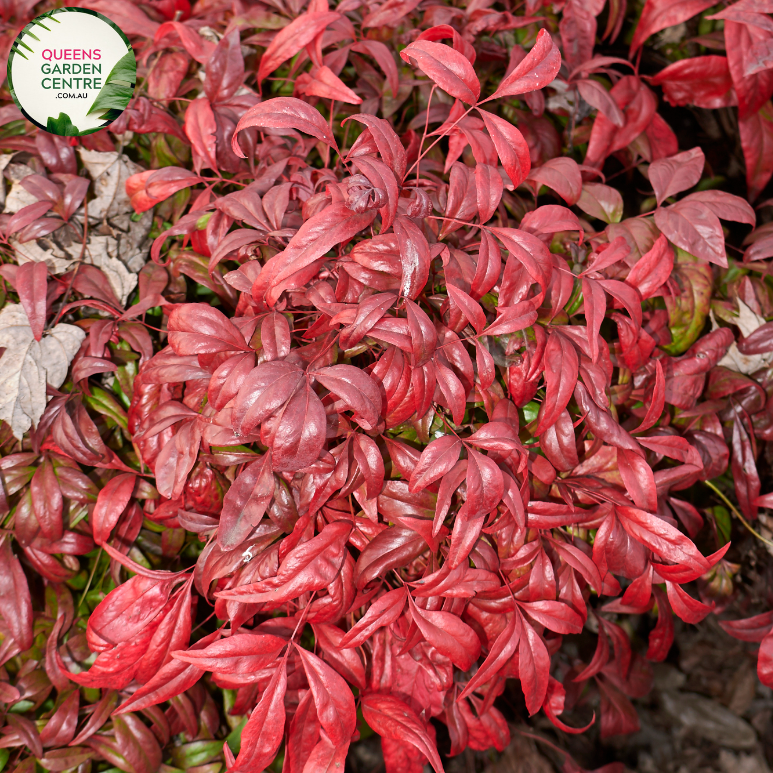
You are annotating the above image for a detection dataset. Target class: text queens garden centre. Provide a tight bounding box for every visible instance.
[41,49,103,93]
[7,9,134,136]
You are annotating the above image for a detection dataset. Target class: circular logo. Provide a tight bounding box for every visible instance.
[7,8,135,137]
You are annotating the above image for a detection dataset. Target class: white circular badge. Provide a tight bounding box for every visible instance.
[8,8,135,136]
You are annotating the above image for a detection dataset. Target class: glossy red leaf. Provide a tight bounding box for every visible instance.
[407,595,481,670]
[314,364,382,430]
[630,0,716,54]
[0,537,33,650]
[536,332,579,435]
[232,98,337,158]
[167,304,248,355]
[517,609,551,715]
[361,693,444,773]
[490,29,561,99]
[654,200,727,267]
[173,632,286,673]
[616,506,709,574]
[478,109,531,188]
[15,261,47,342]
[400,40,481,104]
[649,147,705,206]
[296,645,356,748]
[230,660,287,773]
[92,473,136,546]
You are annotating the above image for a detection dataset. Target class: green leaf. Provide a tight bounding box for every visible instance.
[46,112,80,135]
[170,741,223,770]
[87,51,136,117]
[662,247,713,355]
[83,386,129,431]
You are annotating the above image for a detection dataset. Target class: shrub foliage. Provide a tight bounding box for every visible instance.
[0,0,772,771]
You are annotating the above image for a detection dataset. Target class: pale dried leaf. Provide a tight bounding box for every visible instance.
[717,300,773,374]
[0,304,85,438]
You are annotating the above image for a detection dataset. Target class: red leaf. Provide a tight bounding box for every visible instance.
[344,114,407,181]
[517,609,551,715]
[739,102,773,201]
[458,613,519,701]
[400,40,480,104]
[665,581,712,624]
[544,677,595,734]
[652,56,735,109]
[626,234,673,301]
[478,109,531,188]
[173,632,286,673]
[720,612,773,643]
[407,595,482,670]
[527,157,583,205]
[351,40,399,97]
[353,433,385,501]
[649,147,704,206]
[255,204,375,306]
[314,365,382,430]
[352,156,399,230]
[230,660,287,773]
[482,301,538,337]
[216,521,352,604]
[447,284,486,334]
[257,11,340,87]
[630,0,716,55]
[154,21,213,63]
[616,506,709,574]
[520,600,584,634]
[205,29,244,103]
[0,537,33,650]
[409,435,462,492]
[618,448,658,512]
[475,163,504,223]
[732,416,760,522]
[581,277,606,364]
[92,473,136,546]
[724,20,773,119]
[232,97,338,158]
[87,575,172,649]
[184,99,218,174]
[361,693,444,773]
[550,538,603,593]
[113,630,219,714]
[295,644,356,748]
[269,381,327,471]
[536,332,579,435]
[654,200,727,267]
[759,629,773,688]
[576,79,625,126]
[340,588,407,648]
[490,29,561,99]
[393,215,431,301]
[167,304,248,355]
[218,454,275,548]
[15,262,48,342]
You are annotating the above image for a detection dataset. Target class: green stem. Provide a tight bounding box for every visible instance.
[704,479,773,549]
[77,545,103,614]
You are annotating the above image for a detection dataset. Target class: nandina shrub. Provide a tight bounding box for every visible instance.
[0,0,773,772]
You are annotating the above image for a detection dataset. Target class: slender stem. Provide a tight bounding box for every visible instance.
[704,479,773,549]
[403,103,476,182]
[77,546,103,614]
[417,85,437,186]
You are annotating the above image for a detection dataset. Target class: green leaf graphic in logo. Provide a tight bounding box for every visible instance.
[46,112,79,135]
[86,50,136,120]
